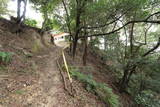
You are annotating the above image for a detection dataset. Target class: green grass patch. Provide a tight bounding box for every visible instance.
[0,66,7,71]
[0,52,13,64]
[14,90,26,95]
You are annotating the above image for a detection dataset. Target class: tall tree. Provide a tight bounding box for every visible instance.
[17,0,27,23]
[30,0,61,31]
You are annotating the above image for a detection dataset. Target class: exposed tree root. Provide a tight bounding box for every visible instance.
[57,60,76,97]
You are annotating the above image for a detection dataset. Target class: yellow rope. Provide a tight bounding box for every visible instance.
[62,42,72,83]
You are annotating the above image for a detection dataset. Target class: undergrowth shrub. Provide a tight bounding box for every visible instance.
[24,18,37,27]
[69,66,120,107]
[0,52,12,64]
[129,59,160,107]
[135,90,160,107]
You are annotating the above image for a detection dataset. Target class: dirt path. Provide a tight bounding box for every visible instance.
[24,46,68,107]
[23,46,105,107]
[0,46,106,107]
[0,19,106,107]
[0,46,67,107]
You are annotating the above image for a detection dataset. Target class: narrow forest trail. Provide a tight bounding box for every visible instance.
[21,46,105,107]
[0,46,72,107]
[31,47,63,107]
[0,18,106,107]
[0,27,105,107]
[21,46,72,107]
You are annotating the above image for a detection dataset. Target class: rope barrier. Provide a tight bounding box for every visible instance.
[61,42,72,83]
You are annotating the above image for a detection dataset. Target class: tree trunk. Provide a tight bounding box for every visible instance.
[72,8,81,57]
[124,31,128,59]
[20,0,27,21]
[17,0,21,19]
[69,36,72,53]
[83,36,88,66]
[72,0,87,57]
[72,37,78,58]
[119,63,130,92]
[41,13,49,31]
[119,62,137,92]
[119,22,135,92]
[17,0,27,23]
[104,36,107,50]
[129,23,134,58]
[50,35,54,44]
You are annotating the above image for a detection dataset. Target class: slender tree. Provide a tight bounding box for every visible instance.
[17,0,27,23]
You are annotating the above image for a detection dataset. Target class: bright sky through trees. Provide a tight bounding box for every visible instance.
[8,0,43,26]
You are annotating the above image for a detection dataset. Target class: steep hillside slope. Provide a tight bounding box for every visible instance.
[64,46,133,107]
[0,18,105,107]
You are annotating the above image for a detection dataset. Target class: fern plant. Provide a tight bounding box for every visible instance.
[135,90,160,107]
[24,18,37,27]
[69,66,120,107]
[0,52,13,64]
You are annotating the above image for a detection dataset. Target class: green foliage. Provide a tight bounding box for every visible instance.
[90,37,101,47]
[0,0,8,16]
[14,90,26,95]
[30,0,61,30]
[0,65,7,72]
[138,59,160,92]
[126,59,160,106]
[24,18,37,27]
[29,0,160,106]
[70,66,120,107]
[90,45,108,62]
[43,18,61,30]
[135,90,160,107]
[0,52,12,64]
[30,0,60,13]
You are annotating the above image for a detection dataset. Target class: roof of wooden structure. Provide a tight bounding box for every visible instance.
[51,33,69,37]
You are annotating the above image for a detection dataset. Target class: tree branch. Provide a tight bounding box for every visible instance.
[146,11,160,20]
[79,20,160,38]
[62,0,72,37]
[79,11,160,38]
[80,11,127,30]
[142,37,160,57]
[79,6,134,30]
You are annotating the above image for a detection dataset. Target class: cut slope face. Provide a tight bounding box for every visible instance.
[0,18,105,107]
